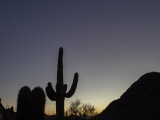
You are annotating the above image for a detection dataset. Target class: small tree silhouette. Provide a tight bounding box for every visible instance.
[66,98,97,119]
[68,98,81,116]
[45,47,79,120]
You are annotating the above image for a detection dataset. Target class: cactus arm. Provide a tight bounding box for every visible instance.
[45,82,56,101]
[65,73,78,98]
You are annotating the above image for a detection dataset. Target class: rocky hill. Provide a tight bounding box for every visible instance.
[92,72,160,120]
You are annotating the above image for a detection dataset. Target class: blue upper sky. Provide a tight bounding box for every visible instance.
[0,1,160,113]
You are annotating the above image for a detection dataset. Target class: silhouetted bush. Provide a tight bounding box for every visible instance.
[66,98,97,119]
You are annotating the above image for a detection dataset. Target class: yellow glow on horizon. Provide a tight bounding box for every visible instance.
[44,98,114,115]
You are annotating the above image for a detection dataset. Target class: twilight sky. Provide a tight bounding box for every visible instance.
[0,1,160,114]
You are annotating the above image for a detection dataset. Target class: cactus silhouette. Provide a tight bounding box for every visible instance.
[16,86,31,120]
[30,87,46,120]
[16,86,45,120]
[45,47,79,120]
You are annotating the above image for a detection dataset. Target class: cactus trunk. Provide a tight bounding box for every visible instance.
[46,47,79,120]
[56,97,64,120]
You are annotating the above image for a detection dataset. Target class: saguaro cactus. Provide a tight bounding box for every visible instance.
[16,86,45,120]
[30,87,46,120]
[46,47,79,120]
[16,86,31,120]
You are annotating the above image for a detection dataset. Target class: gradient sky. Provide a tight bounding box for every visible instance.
[0,1,160,114]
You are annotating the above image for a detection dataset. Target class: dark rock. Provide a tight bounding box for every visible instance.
[92,72,160,120]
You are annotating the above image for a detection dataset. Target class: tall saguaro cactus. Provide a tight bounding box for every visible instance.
[46,47,79,120]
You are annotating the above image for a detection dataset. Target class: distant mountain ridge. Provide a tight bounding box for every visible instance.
[92,72,160,120]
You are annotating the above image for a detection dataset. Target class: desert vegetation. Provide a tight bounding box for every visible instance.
[65,98,97,119]
[1,48,160,120]
[16,86,45,120]
[45,47,79,120]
